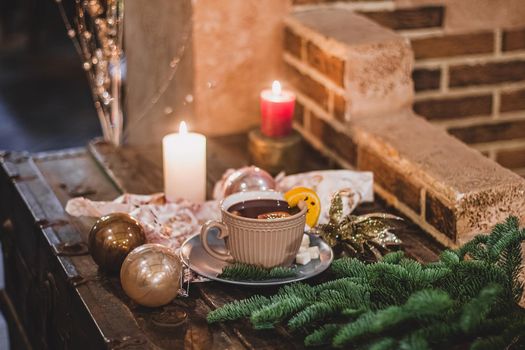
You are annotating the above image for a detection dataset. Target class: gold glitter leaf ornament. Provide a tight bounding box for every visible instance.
[311,192,403,261]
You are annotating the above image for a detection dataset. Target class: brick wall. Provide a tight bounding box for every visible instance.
[283,6,525,248]
[291,0,525,178]
[409,26,525,178]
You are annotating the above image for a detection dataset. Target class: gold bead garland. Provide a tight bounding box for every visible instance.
[54,0,191,145]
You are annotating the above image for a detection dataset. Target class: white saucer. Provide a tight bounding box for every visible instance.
[180,232,333,286]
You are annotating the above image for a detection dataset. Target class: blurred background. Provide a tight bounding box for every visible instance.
[1,1,524,177]
[0,0,99,151]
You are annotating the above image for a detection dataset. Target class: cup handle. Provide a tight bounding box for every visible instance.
[200,220,234,262]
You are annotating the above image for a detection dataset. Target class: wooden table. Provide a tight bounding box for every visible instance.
[0,135,443,349]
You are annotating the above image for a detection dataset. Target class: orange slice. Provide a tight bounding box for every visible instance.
[284,187,321,227]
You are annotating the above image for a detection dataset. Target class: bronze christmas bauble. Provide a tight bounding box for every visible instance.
[222,166,275,197]
[120,244,182,307]
[88,212,146,273]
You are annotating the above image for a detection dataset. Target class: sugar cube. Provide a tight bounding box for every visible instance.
[308,246,320,260]
[295,251,311,265]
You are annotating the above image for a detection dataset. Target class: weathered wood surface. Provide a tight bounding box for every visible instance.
[0,150,243,349]
[34,149,244,349]
[0,136,443,349]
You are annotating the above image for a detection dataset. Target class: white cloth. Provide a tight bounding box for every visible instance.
[276,170,373,225]
[66,169,373,251]
[66,194,220,252]
[214,169,374,225]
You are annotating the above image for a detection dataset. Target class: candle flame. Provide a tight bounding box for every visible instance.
[272,80,282,96]
[179,121,188,134]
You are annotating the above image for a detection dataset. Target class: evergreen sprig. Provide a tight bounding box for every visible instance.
[206,295,271,323]
[218,263,296,281]
[207,216,525,348]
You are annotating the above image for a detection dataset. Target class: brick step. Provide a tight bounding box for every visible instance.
[283,8,525,247]
[283,8,414,121]
[297,109,525,247]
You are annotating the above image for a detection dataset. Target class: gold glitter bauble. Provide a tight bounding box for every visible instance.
[88,213,146,273]
[120,244,182,308]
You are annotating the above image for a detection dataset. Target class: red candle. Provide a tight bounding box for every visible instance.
[260,81,296,137]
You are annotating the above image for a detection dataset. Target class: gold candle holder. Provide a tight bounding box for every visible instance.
[248,129,302,175]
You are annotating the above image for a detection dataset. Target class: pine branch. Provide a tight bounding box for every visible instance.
[278,282,316,299]
[218,263,296,281]
[489,223,524,261]
[409,321,461,345]
[332,290,453,347]
[362,337,397,350]
[250,295,307,329]
[489,225,525,302]
[398,333,429,350]
[206,216,525,349]
[341,307,367,318]
[437,261,508,302]
[440,250,460,265]
[207,295,270,323]
[315,279,371,308]
[403,289,453,317]
[304,324,341,347]
[470,316,525,350]
[331,258,369,279]
[381,251,405,264]
[487,216,520,248]
[460,284,502,332]
[288,302,338,331]
[456,234,489,260]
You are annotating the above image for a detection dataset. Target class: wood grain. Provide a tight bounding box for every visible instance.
[0,135,442,349]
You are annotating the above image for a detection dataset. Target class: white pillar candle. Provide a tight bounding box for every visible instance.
[163,121,206,202]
